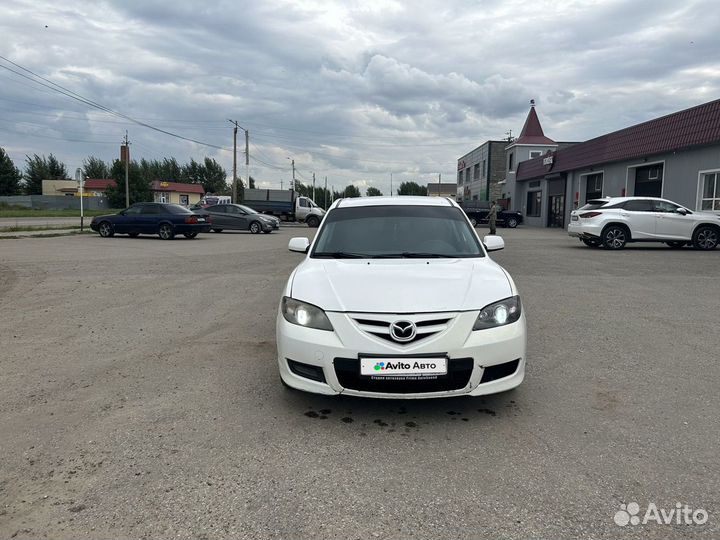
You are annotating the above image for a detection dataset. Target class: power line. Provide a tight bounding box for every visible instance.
[0,55,230,151]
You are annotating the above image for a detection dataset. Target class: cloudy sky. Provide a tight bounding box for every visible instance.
[2,0,719,194]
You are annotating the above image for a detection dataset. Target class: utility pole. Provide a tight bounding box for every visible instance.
[75,168,84,231]
[324,176,327,209]
[390,173,393,196]
[438,172,441,197]
[280,179,283,190]
[121,131,130,208]
[291,159,296,191]
[312,172,315,203]
[230,120,238,203]
[245,128,250,190]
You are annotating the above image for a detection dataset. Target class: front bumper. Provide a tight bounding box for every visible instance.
[276,310,526,399]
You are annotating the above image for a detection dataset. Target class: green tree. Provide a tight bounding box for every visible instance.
[24,153,68,194]
[0,147,23,196]
[202,158,228,193]
[106,159,151,208]
[366,186,383,197]
[248,175,256,189]
[343,184,361,198]
[82,156,110,178]
[397,181,427,196]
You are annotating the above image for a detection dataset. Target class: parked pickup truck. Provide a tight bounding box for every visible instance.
[241,189,325,227]
[460,201,523,228]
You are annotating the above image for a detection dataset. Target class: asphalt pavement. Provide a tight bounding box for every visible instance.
[0,227,718,539]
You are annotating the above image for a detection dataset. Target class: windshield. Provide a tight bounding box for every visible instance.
[237,204,258,214]
[311,205,484,258]
[164,204,194,214]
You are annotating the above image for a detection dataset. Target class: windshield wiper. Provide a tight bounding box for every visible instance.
[373,252,457,258]
[313,251,370,259]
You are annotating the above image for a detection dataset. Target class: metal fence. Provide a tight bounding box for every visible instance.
[0,195,110,210]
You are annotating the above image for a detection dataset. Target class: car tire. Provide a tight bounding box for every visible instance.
[306,216,320,228]
[184,232,198,239]
[602,225,628,249]
[249,221,262,234]
[470,218,477,227]
[158,223,175,240]
[212,229,223,233]
[665,241,686,249]
[692,225,719,250]
[582,238,602,248]
[98,221,114,238]
[128,232,139,238]
[506,217,518,228]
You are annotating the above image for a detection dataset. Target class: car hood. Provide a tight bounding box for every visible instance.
[290,258,512,313]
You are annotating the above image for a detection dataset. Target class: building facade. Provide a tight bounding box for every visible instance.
[456,140,506,203]
[515,99,720,228]
[150,180,204,206]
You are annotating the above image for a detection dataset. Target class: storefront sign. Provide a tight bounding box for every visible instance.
[543,151,555,172]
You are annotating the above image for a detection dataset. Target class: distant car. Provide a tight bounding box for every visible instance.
[568,196,720,249]
[202,203,280,234]
[90,203,211,240]
[461,202,523,228]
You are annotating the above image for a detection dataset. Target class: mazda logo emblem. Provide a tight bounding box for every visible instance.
[389,320,417,342]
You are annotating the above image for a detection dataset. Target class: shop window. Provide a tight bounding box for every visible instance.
[700,172,720,211]
[530,150,542,159]
[585,173,603,201]
[527,191,541,217]
[473,164,480,180]
[508,152,514,171]
[465,168,471,183]
[457,171,462,184]
[482,159,486,179]
[179,194,189,206]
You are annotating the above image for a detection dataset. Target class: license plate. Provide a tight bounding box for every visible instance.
[198,218,206,222]
[359,357,447,377]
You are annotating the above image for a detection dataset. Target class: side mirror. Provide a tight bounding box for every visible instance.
[483,235,505,252]
[677,208,688,215]
[288,237,310,253]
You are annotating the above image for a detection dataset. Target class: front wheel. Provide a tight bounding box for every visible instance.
[665,241,686,249]
[306,216,320,228]
[98,221,114,238]
[249,221,262,234]
[582,238,602,248]
[506,217,518,228]
[183,232,198,239]
[692,226,719,250]
[602,225,628,249]
[158,224,175,240]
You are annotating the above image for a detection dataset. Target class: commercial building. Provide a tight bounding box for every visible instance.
[150,180,204,206]
[456,141,506,203]
[515,98,720,227]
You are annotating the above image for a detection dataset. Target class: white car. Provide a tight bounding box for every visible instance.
[568,196,720,250]
[276,196,526,399]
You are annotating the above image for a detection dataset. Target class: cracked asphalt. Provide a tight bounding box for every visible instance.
[0,227,718,539]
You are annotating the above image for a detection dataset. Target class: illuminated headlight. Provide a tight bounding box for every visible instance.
[472,296,522,330]
[281,297,333,331]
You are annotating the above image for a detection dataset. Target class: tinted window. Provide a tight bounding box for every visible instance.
[124,205,143,215]
[312,205,483,258]
[299,198,309,208]
[141,204,165,214]
[207,205,226,213]
[164,204,193,214]
[237,205,258,214]
[653,200,680,213]
[623,200,654,212]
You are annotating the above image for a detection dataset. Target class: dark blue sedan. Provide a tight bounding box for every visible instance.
[90,203,212,240]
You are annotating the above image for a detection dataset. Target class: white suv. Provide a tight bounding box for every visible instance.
[568,196,720,250]
[276,196,526,399]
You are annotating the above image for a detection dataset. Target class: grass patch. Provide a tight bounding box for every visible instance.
[0,208,120,218]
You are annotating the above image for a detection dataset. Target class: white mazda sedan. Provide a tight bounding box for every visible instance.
[276,196,526,399]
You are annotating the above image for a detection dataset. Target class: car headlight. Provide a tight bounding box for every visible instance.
[472,296,522,330]
[281,297,333,331]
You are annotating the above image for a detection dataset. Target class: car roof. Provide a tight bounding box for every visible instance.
[590,196,673,205]
[333,196,457,209]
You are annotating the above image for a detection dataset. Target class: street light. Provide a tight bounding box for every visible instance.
[286,157,295,191]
